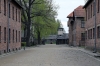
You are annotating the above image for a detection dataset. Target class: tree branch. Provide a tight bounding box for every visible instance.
[30,0,35,5]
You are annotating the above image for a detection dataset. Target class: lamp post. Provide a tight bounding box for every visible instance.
[93,0,97,53]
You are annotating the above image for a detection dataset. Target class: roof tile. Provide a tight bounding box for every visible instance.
[67,6,85,18]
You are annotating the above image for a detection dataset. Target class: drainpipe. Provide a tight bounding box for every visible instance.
[74,16,77,46]
[73,11,77,46]
[93,0,97,53]
[7,0,11,52]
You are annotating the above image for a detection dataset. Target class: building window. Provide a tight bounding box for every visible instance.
[4,27,6,43]
[19,31,20,42]
[81,33,85,41]
[4,0,6,15]
[88,30,89,39]
[85,31,87,39]
[12,6,14,20]
[93,2,95,16]
[88,6,91,19]
[59,28,63,31]
[0,0,1,13]
[97,26,100,38]
[88,30,90,39]
[0,26,1,43]
[90,29,92,39]
[9,28,11,43]
[88,29,92,39]
[91,4,92,18]
[93,28,95,39]
[16,30,17,42]
[99,0,100,13]
[88,7,89,19]
[81,20,85,28]
[16,8,17,21]
[19,11,20,22]
[9,4,10,18]
[89,6,91,19]
[98,0,99,13]
[13,30,14,43]
[86,10,87,21]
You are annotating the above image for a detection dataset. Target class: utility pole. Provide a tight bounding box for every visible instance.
[93,0,97,53]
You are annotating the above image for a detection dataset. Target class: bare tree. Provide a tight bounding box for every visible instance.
[19,0,36,46]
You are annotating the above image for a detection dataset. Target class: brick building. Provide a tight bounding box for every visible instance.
[83,0,100,51]
[0,0,22,53]
[67,6,85,46]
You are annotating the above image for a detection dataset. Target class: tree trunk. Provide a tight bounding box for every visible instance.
[20,0,36,47]
[26,24,31,47]
[26,0,32,47]
[26,12,31,46]
[24,27,26,37]
[37,30,41,45]
[26,15,31,46]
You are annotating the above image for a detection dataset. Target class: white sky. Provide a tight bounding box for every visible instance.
[54,0,85,33]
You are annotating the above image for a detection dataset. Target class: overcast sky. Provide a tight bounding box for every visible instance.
[53,0,85,33]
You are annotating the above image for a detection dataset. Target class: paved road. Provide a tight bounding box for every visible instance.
[0,44,100,66]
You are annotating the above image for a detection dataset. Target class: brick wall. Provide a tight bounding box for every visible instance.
[0,0,21,53]
[84,0,100,50]
[68,18,73,46]
[68,17,85,46]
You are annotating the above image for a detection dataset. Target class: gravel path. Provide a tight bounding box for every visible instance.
[0,44,100,66]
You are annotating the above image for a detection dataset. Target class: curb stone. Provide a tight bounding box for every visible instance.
[76,47,100,59]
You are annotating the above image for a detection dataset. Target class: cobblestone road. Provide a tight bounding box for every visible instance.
[0,44,100,66]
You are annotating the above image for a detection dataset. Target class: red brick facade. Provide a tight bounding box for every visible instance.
[0,0,21,53]
[67,6,85,46]
[84,0,100,50]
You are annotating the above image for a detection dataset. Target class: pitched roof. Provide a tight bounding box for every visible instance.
[67,6,85,18]
[67,12,73,18]
[46,35,57,39]
[57,33,69,39]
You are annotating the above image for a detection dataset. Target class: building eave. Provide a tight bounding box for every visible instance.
[11,0,23,8]
[67,16,72,18]
[67,16,84,18]
[83,0,93,8]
